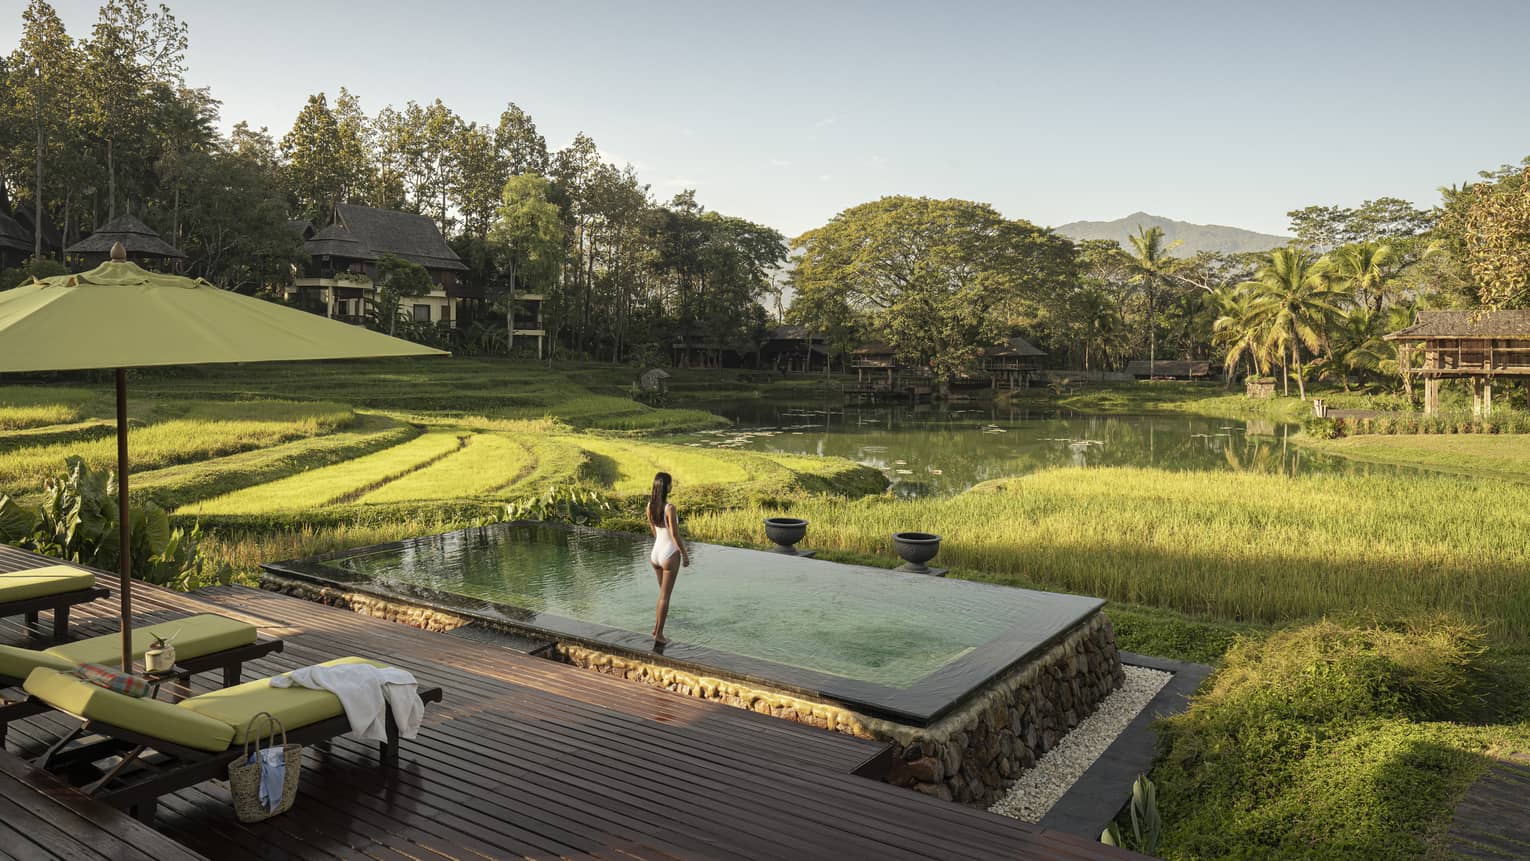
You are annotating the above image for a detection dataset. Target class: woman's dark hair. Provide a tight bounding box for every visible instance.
[647,472,672,528]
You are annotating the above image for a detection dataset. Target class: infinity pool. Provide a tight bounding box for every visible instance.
[266,522,1105,724]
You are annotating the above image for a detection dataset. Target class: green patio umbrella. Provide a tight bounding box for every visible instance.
[0,245,447,669]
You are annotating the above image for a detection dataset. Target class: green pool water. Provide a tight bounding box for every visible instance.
[309,523,1097,690]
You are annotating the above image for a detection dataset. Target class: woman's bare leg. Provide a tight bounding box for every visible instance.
[652,556,680,645]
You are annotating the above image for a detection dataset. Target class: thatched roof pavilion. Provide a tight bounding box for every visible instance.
[66,214,184,269]
[1385,309,1530,415]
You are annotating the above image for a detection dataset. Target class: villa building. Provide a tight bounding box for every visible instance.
[761,324,831,373]
[1386,309,1530,416]
[977,335,1046,389]
[289,204,545,352]
[1125,359,1211,380]
[0,211,34,269]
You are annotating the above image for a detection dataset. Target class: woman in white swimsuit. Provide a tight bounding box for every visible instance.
[647,471,689,646]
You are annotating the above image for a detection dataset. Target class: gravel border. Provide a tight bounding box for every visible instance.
[987,665,1172,822]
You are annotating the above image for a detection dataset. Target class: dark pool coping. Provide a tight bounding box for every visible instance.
[1038,651,1213,839]
[261,520,1106,728]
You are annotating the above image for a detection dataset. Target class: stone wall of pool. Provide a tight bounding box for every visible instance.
[262,571,1123,807]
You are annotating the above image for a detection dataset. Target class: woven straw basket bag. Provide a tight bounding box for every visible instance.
[227,711,302,822]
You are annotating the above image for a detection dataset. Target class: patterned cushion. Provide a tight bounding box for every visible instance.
[74,663,150,698]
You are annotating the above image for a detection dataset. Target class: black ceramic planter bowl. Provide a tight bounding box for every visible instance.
[892,531,942,573]
[763,517,810,555]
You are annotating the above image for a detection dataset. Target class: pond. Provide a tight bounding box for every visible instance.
[675,399,1395,496]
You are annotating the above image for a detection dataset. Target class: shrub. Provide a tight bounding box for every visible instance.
[0,456,220,589]
[1303,417,1343,439]
[1153,619,1490,860]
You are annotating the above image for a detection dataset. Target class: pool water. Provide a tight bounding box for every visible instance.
[280,522,1100,691]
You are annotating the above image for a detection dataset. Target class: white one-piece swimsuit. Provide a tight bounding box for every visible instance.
[650,517,680,566]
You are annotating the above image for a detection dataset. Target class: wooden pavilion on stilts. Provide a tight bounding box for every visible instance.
[1385,310,1530,416]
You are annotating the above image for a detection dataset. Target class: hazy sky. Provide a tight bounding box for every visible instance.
[9,0,1529,238]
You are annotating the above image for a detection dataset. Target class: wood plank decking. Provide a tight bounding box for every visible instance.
[0,544,1135,860]
[1445,753,1530,860]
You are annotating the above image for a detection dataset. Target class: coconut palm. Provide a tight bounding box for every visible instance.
[1125,225,1182,378]
[1241,247,1347,399]
[1211,284,1274,387]
[1328,241,1397,314]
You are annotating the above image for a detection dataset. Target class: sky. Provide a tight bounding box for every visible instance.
[7,0,1530,238]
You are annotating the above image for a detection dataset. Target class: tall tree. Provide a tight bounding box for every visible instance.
[792,196,1070,387]
[1241,247,1346,399]
[8,1,76,261]
[280,93,344,221]
[1125,225,1181,378]
[372,253,432,336]
[488,173,565,354]
[494,103,548,176]
[81,0,186,220]
[1327,241,1397,314]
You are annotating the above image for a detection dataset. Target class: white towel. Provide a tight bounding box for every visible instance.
[269,663,423,743]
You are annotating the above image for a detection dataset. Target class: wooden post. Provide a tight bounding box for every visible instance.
[1484,380,1493,417]
[1469,378,1484,418]
[1424,378,1440,415]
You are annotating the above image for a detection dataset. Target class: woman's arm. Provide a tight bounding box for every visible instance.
[667,503,689,566]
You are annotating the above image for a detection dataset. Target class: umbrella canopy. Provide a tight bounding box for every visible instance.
[0,250,447,668]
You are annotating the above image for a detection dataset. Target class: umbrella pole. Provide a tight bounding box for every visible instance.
[116,368,132,671]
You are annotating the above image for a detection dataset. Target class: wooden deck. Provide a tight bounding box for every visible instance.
[1445,753,1530,860]
[0,544,1136,860]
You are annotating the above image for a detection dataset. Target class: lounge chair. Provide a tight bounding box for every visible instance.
[0,565,111,642]
[24,657,443,823]
[0,613,285,743]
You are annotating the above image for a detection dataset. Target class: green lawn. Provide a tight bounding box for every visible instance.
[1300,433,1530,481]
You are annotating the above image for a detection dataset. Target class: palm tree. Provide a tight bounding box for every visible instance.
[1211,284,1273,387]
[1328,241,1397,314]
[1241,247,1346,399]
[1125,226,1181,378]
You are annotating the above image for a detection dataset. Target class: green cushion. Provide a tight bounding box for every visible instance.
[0,644,74,682]
[179,657,383,743]
[23,667,235,753]
[46,614,256,666]
[0,565,95,604]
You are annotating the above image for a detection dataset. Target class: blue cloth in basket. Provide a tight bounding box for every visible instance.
[248,747,286,812]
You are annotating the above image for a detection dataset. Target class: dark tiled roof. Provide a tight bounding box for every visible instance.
[768,324,817,341]
[983,335,1046,358]
[287,219,315,239]
[1125,359,1210,377]
[0,212,31,253]
[65,214,184,258]
[318,204,467,272]
[305,224,377,261]
[852,341,896,355]
[1384,310,1530,340]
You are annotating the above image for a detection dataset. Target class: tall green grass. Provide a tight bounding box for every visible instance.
[188,430,463,514]
[689,466,1530,642]
[355,433,583,503]
[139,413,418,509]
[0,384,101,430]
[0,400,355,494]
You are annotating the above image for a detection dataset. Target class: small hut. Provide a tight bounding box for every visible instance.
[1385,309,1530,416]
[1244,377,1276,399]
[65,214,184,270]
[1125,359,1210,380]
[761,324,830,374]
[979,335,1046,389]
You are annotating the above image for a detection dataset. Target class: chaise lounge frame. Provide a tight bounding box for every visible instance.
[0,585,112,643]
[0,635,287,745]
[38,685,444,824]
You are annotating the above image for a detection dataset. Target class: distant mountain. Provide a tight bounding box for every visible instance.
[1053,212,1289,256]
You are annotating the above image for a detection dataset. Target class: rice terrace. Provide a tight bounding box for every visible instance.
[3,2,1530,860]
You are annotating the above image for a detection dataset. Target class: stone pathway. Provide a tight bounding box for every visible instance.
[988,665,1172,822]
